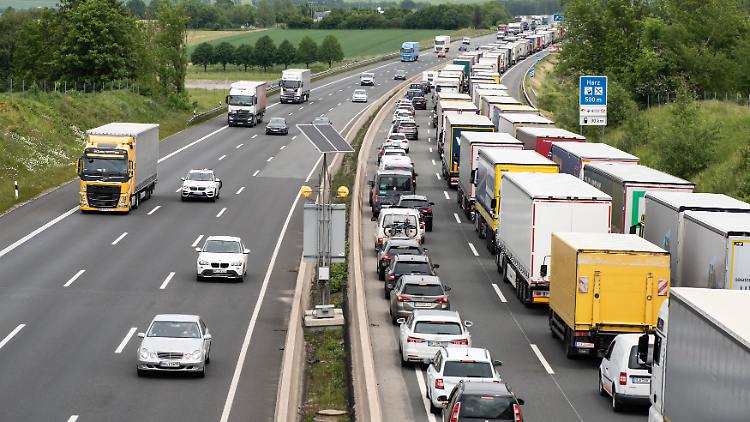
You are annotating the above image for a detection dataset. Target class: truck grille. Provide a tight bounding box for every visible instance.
[211,263,230,268]
[157,352,184,360]
[86,185,120,208]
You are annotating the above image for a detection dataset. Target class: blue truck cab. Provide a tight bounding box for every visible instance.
[400,42,420,62]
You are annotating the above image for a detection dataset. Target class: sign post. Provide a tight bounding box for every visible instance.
[579,75,607,126]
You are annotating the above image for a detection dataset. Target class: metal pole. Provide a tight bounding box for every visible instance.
[14,181,18,200]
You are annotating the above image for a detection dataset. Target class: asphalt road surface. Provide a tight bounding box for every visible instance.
[361,48,650,421]
[0,34,496,422]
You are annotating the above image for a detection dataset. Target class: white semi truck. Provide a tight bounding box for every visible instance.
[227,81,267,127]
[434,35,451,53]
[280,69,311,104]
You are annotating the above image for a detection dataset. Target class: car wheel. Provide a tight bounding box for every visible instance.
[384,287,390,300]
[196,274,203,282]
[611,384,623,411]
[426,223,433,232]
[378,268,385,281]
[429,400,442,415]
[205,351,211,364]
[598,371,607,397]
[137,368,146,377]
[197,365,206,378]
[181,196,186,202]
[237,275,244,283]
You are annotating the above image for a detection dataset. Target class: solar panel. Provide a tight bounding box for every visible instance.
[297,124,354,154]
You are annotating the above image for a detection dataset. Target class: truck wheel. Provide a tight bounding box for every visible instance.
[564,329,577,359]
[132,193,139,210]
[549,311,560,339]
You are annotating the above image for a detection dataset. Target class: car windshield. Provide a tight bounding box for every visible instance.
[389,134,407,140]
[228,95,255,106]
[394,262,431,274]
[443,361,494,378]
[386,246,421,256]
[399,199,428,208]
[269,118,285,125]
[147,321,201,338]
[203,240,242,253]
[383,214,418,227]
[187,172,213,181]
[402,283,443,296]
[354,90,366,95]
[378,175,413,191]
[414,321,462,335]
[628,345,653,369]
[458,395,515,419]
[399,122,416,128]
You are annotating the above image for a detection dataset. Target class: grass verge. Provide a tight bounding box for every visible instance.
[301,328,350,422]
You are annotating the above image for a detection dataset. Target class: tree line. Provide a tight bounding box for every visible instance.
[0,0,188,105]
[191,35,344,72]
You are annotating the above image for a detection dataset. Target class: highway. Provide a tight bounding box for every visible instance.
[361,50,649,421]
[0,36,497,421]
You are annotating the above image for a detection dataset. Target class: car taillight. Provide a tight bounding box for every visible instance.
[407,336,425,343]
[619,371,627,385]
[434,296,449,303]
[396,295,410,302]
[435,378,444,389]
[382,254,392,261]
[388,274,395,281]
[513,403,523,422]
[449,402,461,422]
[421,208,432,214]
[377,237,383,245]
[574,331,589,337]
[450,339,468,345]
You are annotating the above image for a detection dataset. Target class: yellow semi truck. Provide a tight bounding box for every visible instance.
[547,232,670,358]
[77,123,159,213]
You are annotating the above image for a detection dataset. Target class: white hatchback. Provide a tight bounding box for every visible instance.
[599,333,653,411]
[352,89,368,102]
[397,310,471,365]
[386,132,410,153]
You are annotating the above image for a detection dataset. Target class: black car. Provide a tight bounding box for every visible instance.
[384,254,438,298]
[265,117,288,135]
[441,381,525,421]
[412,96,427,110]
[377,238,427,280]
[397,194,434,231]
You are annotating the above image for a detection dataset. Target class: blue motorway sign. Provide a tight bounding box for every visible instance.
[529,65,535,78]
[553,14,564,22]
[579,76,607,106]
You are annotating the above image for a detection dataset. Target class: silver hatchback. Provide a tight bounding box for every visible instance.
[389,275,451,323]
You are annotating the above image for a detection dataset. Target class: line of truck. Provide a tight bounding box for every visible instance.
[424,28,749,420]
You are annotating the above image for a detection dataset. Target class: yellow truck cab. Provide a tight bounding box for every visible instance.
[77,123,158,213]
[548,232,670,359]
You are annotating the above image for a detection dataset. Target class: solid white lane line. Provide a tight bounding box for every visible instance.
[292,135,297,140]
[468,242,479,257]
[0,324,25,351]
[280,145,286,150]
[252,170,260,177]
[67,416,79,422]
[147,205,161,215]
[431,159,436,166]
[111,232,128,245]
[435,172,441,180]
[64,269,86,288]
[159,272,176,290]
[492,283,508,303]
[443,191,450,200]
[429,147,433,153]
[251,134,258,139]
[235,187,245,195]
[191,234,204,248]
[531,344,555,374]
[236,143,244,149]
[114,327,137,354]
[219,161,308,422]
[218,154,226,161]
[158,126,228,164]
[415,368,439,422]
[453,213,461,224]
[267,156,274,162]
[216,207,227,218]
[0,207,77,260]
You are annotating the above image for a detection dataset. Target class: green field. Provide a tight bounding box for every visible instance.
[187,28,448,56]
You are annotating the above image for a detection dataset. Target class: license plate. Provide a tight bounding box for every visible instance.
[214,269,227,273]
[427,341,446,347]
[414,302,433,308]
[631,376,650,384]
[160,361,180,368]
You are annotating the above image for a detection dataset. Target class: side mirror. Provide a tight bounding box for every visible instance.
[464,320,474,328]
[470,169,477,184]
[443,285,451,291]
[76,157,83,176]
[243,249,250,254]
[137,332,145,338]
[371,216,377,222]
[629,224,638,234]
[429,202,435,206]
[396,317,406,325]
[433,264,440,269]
[195,247,201,252]
[203,333,212,340]
[540,264,548,278]
[437,395,448,403]
[368,180,374,187]
[180,177,185,181]
[637,333,652,368]
[493,360,503,367]
[490,198,497,210]
[516,398,525,405]
[225,95,229,104]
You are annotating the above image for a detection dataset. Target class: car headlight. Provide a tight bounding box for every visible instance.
[198,260,209,265]
[80,192,88,206]
[191,350,202,360]
[231,261,243,267]
[140,348,149,360]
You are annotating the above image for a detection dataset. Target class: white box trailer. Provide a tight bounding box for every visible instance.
[583,164,695,234]
[479,95,519,118]
[643,192,750,287]
[679,211,750,290]
[497,173,612,304]
[457,132,523,216]
[550,142,639,178]
[494,113,554,137]
[280,69,311,104]
[647,288,750,422]
[434,77,461,94]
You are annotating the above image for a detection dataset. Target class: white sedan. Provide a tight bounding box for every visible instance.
[196,236,249,281]
[352,89,368,102]
[136,314,212,378]
[397,310,471,366]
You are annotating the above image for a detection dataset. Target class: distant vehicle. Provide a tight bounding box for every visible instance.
[425,346,503,414]
[280,69,311,104]
[437,50,446,58]
[227,81,267,127]
[78,123,158,213]
[434,35,451,53]
[599,333,653,411]
[136,314,212,378]
[396,194,434,231]
[394,69,407,80]
[412,96,427,110]
[384,254,436,297]
[265,117,289,135]
[181,169,222,202]
[369,169,415,215]
[352,89,368,103]
[397,310,469,367]
[360,72,375,86]
[458,37,471,51]
[406,89,422,100]
[312,116,331,125]
[195,236,250,282]
[386,132,410,152]
[373,207,422,252]
[377,238,426,280]
[390,275,451,323]
[441,380,525,422]
[400,41,420,62]
[396,119,419,140]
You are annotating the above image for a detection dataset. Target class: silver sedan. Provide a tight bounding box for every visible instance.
[136,314,212,377]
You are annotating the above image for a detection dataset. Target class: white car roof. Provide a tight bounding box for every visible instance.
[381,155,413,166]
[152,314,201,322]
[189,169,214,174]
[412,309,460,322]
[442,346,491,362]
[205,235,242,242]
